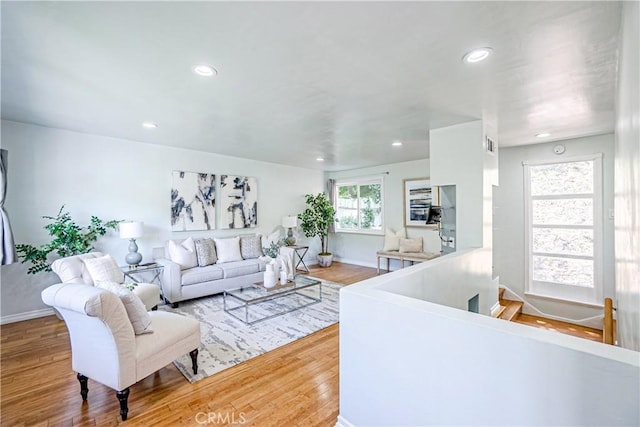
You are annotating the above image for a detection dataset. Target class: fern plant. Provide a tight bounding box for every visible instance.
[16,205,120,274]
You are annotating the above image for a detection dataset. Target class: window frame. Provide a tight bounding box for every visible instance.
[334,176,385,235]
[523,153,604,306]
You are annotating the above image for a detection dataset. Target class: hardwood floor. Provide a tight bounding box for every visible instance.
[0,262,378,427]
[1,261,605,426]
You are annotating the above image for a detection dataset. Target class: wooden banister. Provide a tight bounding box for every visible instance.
[604,297,614,345]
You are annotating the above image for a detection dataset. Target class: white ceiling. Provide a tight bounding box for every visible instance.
[1,1,622,172]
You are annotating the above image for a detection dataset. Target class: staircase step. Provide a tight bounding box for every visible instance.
[498,287,505,301]
[498,300,523,321]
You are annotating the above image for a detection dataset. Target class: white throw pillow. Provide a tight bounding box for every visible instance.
[82,254,124,284]
[168,238,198,269]
[382,228,407,251]
[399,237,423,253]
[261,230,281,249]
[214,236,243,263]
[95,281,153,335]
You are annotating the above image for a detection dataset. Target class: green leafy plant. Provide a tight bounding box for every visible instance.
[262,238,286,258]
[298,193,337,255]
[16,205,120,274]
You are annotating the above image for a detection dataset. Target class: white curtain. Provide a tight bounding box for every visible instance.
[0,149,17,265]
[326,179,336,233]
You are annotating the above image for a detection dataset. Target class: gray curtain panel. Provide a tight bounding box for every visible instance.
[0,149,17,265]
[326,179,336,234]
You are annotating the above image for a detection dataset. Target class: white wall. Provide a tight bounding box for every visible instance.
[614,1,640,351]
[327,159,440,270]
[338,250,640,426]
[0,120,324,322]
[493,134,615,325]
[429,120,498,250]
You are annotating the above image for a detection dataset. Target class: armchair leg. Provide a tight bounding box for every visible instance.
[190,349,199,375]
[116,388,130,421]
[77,373,88,401]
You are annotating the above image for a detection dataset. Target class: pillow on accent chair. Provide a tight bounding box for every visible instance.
[382,228,407,251]
[194,238,217,266]
[168,238,198,269]
[214,236,243,263]
[82,254,125,284]
[95,281,153,335]
[240,235,263,259]
[399,237,423,253]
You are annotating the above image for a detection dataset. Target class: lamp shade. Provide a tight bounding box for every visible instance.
[282,215,297,228]
[119,221,144,239]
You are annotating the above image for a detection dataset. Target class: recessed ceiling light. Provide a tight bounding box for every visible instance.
[536,132,551,138]
[142,121,158,129]
[193,64,217,77]
[316,157,324,162]
[392,141,403,147]
[462,47,493,63]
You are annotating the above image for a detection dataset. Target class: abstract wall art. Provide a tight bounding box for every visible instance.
[403,177,439,228]
[171,171,216,231]
[220,175,257,229]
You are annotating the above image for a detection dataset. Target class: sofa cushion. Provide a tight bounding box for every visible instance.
[240,235,263,259]
[181,265,224,286]
[214,236,243,263]
[168,238,198,269]
[194,238,217,266]
[217,260,260,279]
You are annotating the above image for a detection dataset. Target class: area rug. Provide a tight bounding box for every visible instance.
[159,278,342,383]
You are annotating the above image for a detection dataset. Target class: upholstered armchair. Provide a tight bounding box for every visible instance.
[42,283,200,420]
[51,252,160,311]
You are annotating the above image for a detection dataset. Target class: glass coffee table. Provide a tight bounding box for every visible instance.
[223,276,322,324]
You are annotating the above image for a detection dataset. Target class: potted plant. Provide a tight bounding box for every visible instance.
[298,193,337,267]
[16,205,120,274]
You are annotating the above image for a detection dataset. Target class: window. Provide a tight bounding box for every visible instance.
[335,177,383,233]
[524,154,603,305]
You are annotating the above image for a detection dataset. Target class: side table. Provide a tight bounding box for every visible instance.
[121,263,165,300]
[291,245,310,273]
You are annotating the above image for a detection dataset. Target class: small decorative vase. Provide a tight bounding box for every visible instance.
[264,270,276,288]
[280,270,288,285]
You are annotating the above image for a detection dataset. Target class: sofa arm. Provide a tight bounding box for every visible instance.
[154,258,183,303]
[42,283,119,318]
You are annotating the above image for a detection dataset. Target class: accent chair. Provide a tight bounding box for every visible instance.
[42,283,200,420]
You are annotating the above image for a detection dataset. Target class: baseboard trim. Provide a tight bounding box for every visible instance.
[333,256,388,270]
[334,415,355,427]
[0,308,55,325]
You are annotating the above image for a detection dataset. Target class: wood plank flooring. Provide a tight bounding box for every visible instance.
[1,261,606,426]
[0,262,378,427]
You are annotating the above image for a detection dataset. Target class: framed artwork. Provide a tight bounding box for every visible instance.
[220,175,258,229]
[403,177,439,228]
[171,171,216,231]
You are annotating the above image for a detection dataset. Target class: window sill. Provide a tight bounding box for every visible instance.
[525,292,604,309]
[335,229,384,236]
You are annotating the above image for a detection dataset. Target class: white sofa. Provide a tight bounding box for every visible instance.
[153,235,293,307]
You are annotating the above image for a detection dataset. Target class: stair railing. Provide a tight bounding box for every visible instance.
[603,298,615,345]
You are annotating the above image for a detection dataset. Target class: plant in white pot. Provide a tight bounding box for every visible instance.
[298,193,337,267]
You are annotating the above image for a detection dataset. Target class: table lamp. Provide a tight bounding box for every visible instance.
[119,221,143,267]
[282,215,298,246]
